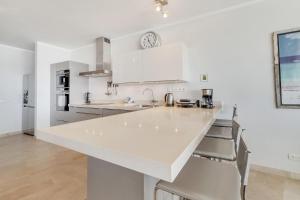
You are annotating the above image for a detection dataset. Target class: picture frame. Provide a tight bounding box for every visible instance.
[273,28,300,109]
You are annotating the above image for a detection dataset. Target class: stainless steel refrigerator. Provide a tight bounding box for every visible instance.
[22,74,35,136]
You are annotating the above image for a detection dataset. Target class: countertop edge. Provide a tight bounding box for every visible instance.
[69,104,147,111]
[36,129,173,182]
[170,117,216,180]
[37,105,222,182]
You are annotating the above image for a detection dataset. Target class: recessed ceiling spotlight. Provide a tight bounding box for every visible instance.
[163,11,168,18]
[155,4,161,12]
[154,0,169,18]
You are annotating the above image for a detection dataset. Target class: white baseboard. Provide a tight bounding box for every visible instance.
[0,131,23,138]
[251,164,300,180]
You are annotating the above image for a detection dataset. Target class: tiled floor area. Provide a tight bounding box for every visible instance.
[0,134,299,200]
[247,170,300,200]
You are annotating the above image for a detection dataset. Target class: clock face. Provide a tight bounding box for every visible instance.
[140,32,160,49]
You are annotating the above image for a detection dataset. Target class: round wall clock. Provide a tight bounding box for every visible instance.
[140,32,161,49]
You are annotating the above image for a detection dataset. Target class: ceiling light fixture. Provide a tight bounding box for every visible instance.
[163,11,168,18]
[155,4,161,12]
[154,0,169,18]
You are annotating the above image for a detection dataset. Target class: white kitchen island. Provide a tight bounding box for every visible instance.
[37,105,221,200]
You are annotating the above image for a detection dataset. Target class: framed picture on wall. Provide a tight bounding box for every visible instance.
[273,28,300,108]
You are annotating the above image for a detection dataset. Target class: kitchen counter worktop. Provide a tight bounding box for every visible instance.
[37,105,221,182]
[69,103,150,111]
[69,100,163,111]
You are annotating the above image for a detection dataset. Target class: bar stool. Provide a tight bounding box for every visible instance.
[205,118,240,140]
[213,104,238,127]
[194,122,245,161]
[205,125,233,140]
[155,137,251,200]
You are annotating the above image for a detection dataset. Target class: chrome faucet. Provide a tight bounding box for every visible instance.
[142,88,158,106]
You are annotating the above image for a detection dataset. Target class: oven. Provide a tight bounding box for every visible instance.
[56,70,70,88]
[56,91,69,111]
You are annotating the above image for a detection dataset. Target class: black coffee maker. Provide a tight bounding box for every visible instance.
[201,89,214,109]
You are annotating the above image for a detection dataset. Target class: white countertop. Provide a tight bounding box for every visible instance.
[69,103,148,111]
[37,105,221,182]
[69,100,163,111]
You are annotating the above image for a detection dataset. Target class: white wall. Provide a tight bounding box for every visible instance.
[70,0,300,174]
[35,42,70,129]
[0,44,34,135]
[70,44,112,101]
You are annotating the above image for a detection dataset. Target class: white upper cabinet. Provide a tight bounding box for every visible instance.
[142,43,187,82]
[112,43,189,83]
[112,51,142,83]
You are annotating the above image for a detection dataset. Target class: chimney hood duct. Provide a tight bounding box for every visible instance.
[79,37,112,77]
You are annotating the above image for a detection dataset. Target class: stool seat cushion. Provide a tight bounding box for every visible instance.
[213,119,233,127]
[156,157,241,200]
[206,126,233,140]
[194,137,236,161]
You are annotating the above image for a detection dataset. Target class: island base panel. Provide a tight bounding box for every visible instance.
[87,156,144,200]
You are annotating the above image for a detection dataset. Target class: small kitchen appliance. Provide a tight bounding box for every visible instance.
[56,70,70,88]
[165,93,174,107]
[56,69,70,111]
[201,89,214,109]
[176,99,196,108]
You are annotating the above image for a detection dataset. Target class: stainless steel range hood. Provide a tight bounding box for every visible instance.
[79,37,112,77]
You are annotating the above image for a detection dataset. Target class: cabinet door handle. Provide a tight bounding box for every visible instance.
[76,112,102,116]
[24,105,35,108]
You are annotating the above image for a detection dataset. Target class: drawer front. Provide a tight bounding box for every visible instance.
[102,109,130,117]
[70,107,103,122]
[55,119,70,125]
[75,112,102,121]
[70,107,102,115]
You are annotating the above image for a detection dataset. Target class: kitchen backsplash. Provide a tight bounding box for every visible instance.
[89,78,202,103]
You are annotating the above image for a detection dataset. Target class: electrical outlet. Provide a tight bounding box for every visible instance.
[167,88,185,92]
[200,74,208,82]
[172,87,185,92]
[288,153,300,161]
[168,88,175,92]
[177,88,185,92]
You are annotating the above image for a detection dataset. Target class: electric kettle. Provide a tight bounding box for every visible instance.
[165,93,174,107]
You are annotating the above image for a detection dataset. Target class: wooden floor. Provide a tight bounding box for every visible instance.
[0,134,299,200]
[0,134,86,200]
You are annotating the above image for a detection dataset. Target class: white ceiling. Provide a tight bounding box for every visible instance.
[0,0,255,50]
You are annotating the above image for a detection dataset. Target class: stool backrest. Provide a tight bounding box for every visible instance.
[232,120,240,145]
[237,136,251,200]
[232,104,238,120]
